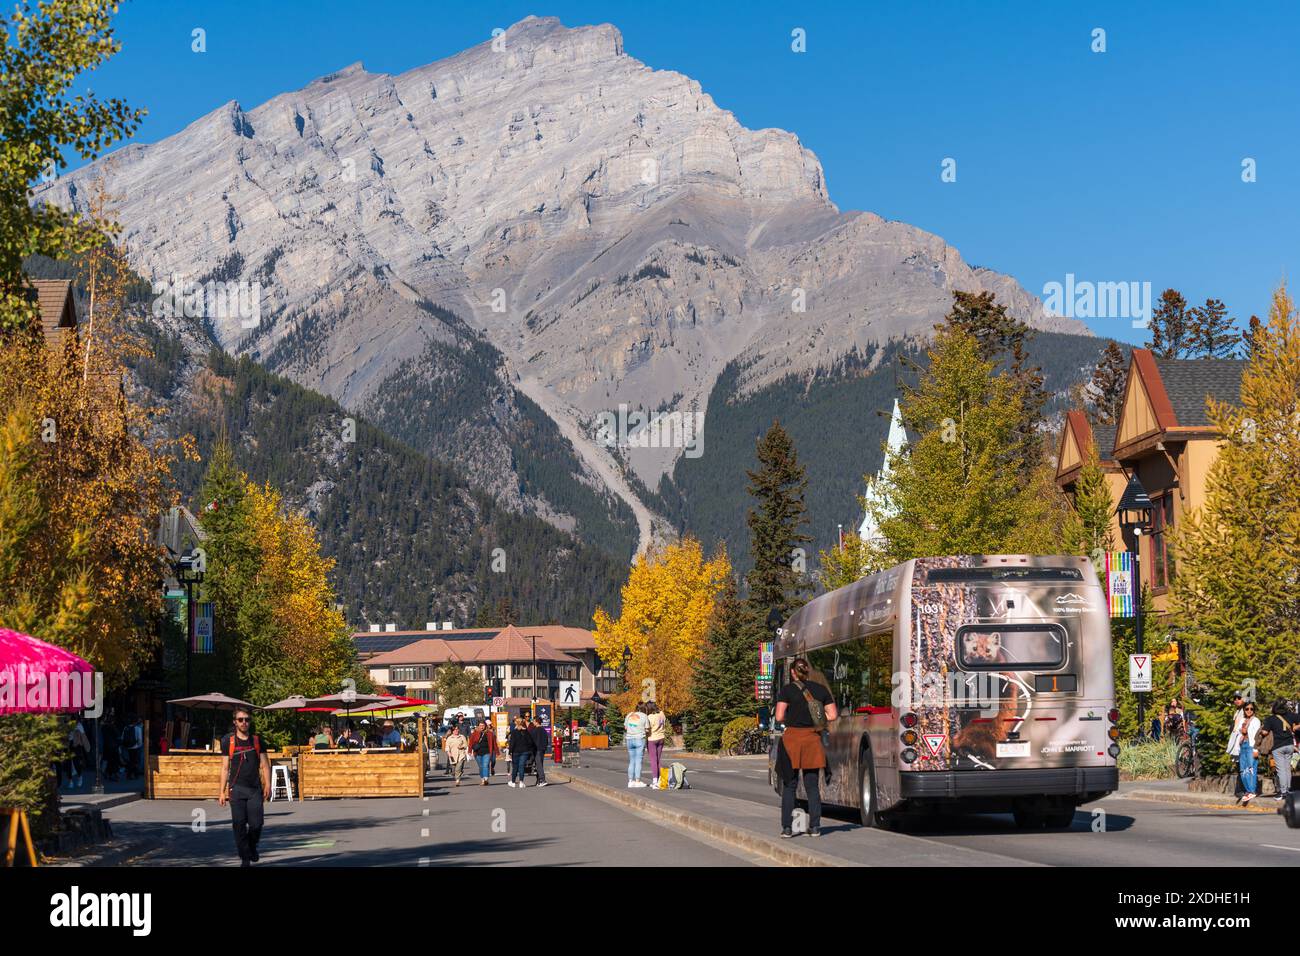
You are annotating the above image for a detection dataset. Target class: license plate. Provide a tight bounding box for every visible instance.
[996,741,1030,758]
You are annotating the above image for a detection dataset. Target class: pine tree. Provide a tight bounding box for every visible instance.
[743,421,812,624]
[1147,289,1191,358]
[1086,341,1128,425]
[687,579,760,751]
[942,290,1047,476]
[1187,298,1239,358]
[1240,314,1264,362]
[1171,283,1300,774]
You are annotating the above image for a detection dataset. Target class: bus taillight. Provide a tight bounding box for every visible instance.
[1107,708,1120,724]
[901,712,918,728]
[901,748,918,764]
[901,729,918,746]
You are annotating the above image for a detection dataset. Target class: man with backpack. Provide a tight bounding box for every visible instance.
[773,658,838,838]
[217,707,271,867]
[469,718,498,786]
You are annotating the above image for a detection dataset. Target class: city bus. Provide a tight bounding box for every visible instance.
[769,554,1119,828]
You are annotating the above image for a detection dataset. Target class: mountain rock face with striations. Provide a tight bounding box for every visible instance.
[42,15,1087,554]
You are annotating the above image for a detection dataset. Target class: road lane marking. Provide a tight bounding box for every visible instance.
[1260,844,1300,852]
[423,808,430,816]
[421,828,430,837]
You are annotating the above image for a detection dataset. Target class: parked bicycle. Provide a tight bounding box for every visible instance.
[1174,714,1202,779]
[730,726,769,755]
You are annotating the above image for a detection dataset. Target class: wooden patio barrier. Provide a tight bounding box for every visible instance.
[297,750,423,798]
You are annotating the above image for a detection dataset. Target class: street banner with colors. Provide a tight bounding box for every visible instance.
[192,602,215,654]
[1104,552,1134,618]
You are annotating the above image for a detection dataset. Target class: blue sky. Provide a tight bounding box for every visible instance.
[73,0,1299,344]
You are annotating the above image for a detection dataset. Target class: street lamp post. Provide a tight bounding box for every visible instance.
[1117,473,1154,739]
[620,645,632,693]
[175,550,205,697]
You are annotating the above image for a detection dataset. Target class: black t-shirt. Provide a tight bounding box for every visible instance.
[1262,713,1298,749]
[220,733,265,789]
[777,680,835,727]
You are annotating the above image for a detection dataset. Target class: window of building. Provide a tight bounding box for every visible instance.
[513,663,534,679]
[597,668,619,694]
[554,663,579,681]
[391,666,430,682]
[1150,493,1175,589]
[482,664,505,681]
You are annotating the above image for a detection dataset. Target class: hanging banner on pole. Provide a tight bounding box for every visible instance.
[1105,552,1134,618]
[192,602,215,654]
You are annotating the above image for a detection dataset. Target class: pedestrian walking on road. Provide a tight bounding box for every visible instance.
[509,717,535,788]
[469,719,497,785]
[529,716,550,787]
[123,715,144,779]
[1260,700,1297,797]
[624,704,649,787]
[644,702,667,788]
[444,723,468,785]
[1230,701,1261,804]
[774,657,838,838]
[218,707,271,867]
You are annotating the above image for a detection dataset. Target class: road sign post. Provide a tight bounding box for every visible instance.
[558,680,581,707]
[1129,653,1152,693]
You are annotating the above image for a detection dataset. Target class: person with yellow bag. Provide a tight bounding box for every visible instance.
[644,702,668,788]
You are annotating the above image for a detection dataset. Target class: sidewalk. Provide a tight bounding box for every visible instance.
[550,763,1038,867]
[1117,778,1282,813]
[59,775,146,812]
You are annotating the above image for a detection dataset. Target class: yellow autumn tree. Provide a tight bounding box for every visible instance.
[592,537,730,716]
[239,481,357,703]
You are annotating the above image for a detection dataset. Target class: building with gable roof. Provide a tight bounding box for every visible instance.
[1056,348,1245,613]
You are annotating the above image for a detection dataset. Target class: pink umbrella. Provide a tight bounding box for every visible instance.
[0,628,95,715]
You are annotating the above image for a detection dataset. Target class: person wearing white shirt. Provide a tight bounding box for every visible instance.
[1229,701,1262,804]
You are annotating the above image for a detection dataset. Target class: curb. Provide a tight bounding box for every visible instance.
[551,770,853,867]
[662,751,769,761]
[63,792,143,812]
[1123,788,1282,813]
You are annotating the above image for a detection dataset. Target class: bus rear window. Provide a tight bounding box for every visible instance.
[926,567,1083,583]
[956,624,1066,670]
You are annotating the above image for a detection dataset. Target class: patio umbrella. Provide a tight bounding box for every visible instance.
[167,692,255,710]
[261,695,309,711]
[0,628,94,715]
[167,692,257,747]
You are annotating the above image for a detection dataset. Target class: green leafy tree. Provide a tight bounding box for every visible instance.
[431,663,485,709]
[1,0,144,333]
[1064,439,1116,562]
[1171,283,1300,774]
[686,580,759,751]
[743,421,811,624]
[815,531,882,592]
[870,325,1063,561]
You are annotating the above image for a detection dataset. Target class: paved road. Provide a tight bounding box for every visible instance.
[97,767,760,867]
[578,749,1300,866]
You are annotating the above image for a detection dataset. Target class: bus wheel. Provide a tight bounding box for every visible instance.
[858,753,882,828]
[1043,806,1077,829]
[1013,807,1044,828]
